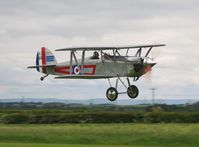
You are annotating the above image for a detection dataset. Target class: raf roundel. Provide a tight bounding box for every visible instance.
[73,65,80,75]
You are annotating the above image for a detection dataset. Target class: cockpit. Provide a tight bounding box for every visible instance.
[90,51,99,59]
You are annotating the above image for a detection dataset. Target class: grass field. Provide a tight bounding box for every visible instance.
[0,143,134,147]
[0,123,198,147]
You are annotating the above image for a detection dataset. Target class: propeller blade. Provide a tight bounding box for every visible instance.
[143,65,153,82]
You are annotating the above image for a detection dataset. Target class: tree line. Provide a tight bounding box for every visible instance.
[0,102,198,124]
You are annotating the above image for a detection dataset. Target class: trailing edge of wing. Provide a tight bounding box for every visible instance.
[27,65,56,69]
[55,44,166,51]
[54,75,115,79]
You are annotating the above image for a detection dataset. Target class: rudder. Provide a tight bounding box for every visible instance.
[36,47,57,74]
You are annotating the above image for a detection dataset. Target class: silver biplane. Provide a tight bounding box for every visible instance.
[28,44,165,101]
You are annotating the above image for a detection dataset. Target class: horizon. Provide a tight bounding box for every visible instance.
[0,97,198,106]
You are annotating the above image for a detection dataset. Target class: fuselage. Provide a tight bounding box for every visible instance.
[46,55,156,78]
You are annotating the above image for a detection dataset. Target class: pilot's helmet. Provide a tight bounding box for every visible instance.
[94,51,99,57]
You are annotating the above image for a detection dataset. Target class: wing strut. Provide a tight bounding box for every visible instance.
[69,51,81,74]
[126,48,129,56]
[69,51,73,74]
[73,51,79,67]
[135,48,142,57]
[81,50,85,74]
[145,47,152,57]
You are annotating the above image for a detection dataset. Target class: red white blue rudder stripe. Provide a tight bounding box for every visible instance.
[41,47,47,73]
[36,47,57,74]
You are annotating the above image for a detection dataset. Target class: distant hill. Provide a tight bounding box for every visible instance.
[0,98,198,105]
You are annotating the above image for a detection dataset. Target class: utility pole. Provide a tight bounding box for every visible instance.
[150,88,156,105]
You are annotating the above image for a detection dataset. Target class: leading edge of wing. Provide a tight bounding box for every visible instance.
[54,75,115,79]
[55,44,166,51]
[55,47,116,51]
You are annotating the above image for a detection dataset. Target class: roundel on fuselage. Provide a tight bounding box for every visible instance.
[73,65,80,75]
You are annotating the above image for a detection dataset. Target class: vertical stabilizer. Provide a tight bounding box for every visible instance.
[36,47,57,74]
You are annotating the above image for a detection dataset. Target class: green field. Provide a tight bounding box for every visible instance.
[0,123,198,147]
[0,143,133,147]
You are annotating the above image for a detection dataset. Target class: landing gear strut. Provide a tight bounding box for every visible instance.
[40,74,48,81]
[106,77,139,101]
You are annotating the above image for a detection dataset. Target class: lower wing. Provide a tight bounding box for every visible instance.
[54,75,115,79]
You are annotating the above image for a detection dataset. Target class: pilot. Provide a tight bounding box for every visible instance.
[91,51,99,59]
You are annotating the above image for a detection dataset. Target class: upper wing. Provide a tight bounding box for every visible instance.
[55,47,116,51]
[54,75,115,79]
[55,44,166,51]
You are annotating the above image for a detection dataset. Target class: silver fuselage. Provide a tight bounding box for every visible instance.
[46,56,156,78]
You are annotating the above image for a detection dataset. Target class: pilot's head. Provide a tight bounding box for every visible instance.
[93,51,99,57]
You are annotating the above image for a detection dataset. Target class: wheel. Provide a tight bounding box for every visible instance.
[127,85,139,99]
[106,87,118,101]
[40,77,44,81]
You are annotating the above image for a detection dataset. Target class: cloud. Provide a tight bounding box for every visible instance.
[0,0,198,99]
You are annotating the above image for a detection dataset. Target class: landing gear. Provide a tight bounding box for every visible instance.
[127,85,139,98]
[40,74,48,81]
[106,87,118,101]
[106,77,139,101]
[40,77,44,81]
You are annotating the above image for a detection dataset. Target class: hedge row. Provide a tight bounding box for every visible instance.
[0,112,199,124]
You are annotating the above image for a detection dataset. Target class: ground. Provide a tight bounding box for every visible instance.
[0,123,198,147]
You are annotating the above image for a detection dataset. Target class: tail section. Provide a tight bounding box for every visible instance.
[35,47,57,74]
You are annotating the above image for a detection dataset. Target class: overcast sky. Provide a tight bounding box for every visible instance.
[0,0,198,101]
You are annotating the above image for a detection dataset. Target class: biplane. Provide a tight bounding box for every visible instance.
[28,44,165,101]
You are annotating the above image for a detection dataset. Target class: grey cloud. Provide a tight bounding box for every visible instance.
[1,0,198,40]
[0,0,199,99]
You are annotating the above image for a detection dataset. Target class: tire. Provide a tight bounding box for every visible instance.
[106,87,118,101]
[40,77,44,81]
[127,85,139,99]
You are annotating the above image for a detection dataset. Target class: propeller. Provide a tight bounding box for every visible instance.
[143,65,152,82]
[143,50,159,81]
[133,49,158,81]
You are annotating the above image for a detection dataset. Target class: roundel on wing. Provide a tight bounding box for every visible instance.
[73,65,80,75]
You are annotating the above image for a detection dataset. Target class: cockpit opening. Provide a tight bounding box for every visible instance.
[90,51,99,59]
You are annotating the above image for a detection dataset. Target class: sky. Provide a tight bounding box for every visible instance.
[0,0,199,100]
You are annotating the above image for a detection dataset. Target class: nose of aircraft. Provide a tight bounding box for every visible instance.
[145,58,156,67]
[142,58,156,75]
